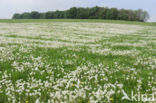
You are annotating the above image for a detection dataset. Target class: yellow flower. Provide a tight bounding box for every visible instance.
[80,82,84,84]
[48,89,51,91]
[48,72,52,75]
[26,101,28,103]
[110,98,113,101]
[72,84,75,87]
[87,101,91,103]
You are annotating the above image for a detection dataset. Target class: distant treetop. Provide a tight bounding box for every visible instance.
[12,6,150,22]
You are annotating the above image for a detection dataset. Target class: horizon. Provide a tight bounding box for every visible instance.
[0,0,156,22]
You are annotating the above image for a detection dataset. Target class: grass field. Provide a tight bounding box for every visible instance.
[0,19,156,26]
[0,19,156,103]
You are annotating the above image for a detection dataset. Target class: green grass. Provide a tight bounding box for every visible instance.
[0,19,156,26]
[0,20,156,103]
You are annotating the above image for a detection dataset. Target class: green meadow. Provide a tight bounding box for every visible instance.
[0,19,156,103]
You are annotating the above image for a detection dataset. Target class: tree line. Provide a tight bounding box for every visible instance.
[12,6,150,22]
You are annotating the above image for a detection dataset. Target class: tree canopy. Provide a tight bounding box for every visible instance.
[12,6,150,22]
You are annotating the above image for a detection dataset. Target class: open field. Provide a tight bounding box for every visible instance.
[0,19,156,103]
[0,19,156,26]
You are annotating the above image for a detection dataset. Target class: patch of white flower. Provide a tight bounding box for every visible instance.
[0,22,155,103]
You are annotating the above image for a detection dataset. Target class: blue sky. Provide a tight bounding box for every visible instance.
[0,0,156,22]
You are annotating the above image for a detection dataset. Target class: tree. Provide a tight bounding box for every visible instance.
[21,12,31,19]
[12,6,150,22]
[142,11,150,22]
[135,9,149,21]
[88,6,100,19]
[99,7,109,19]
[12,13,21,19]
[105,8,118,20]
[66,7,77,18]
[45,11,54,19]
[40,13,46,19]
[30,11,40,19]
[76,8,89,19]
[117,9,128,20]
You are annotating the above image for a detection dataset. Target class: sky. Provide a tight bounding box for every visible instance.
[0,0,156,22]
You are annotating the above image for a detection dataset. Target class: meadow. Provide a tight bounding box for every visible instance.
[0,19,156,103]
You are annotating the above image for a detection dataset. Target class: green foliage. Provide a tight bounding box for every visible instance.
[30,11,40,19]
[21,12,31,19]
[76,8,89,19]
[66,7,78,18]
[12,13,21,19]
[12,6,150,22]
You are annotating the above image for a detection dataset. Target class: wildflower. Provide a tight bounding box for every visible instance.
[26,101,28,103]
[48,72,52,75]
[80,82,84,84]
[110,98,113,101]
[48,89,51,92]
[72,84,75,87]
[87,101,91,103]
[35,98,40,103]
